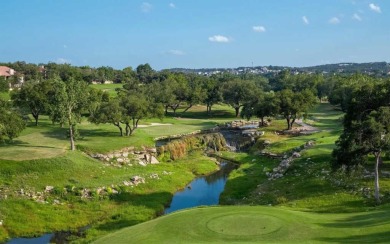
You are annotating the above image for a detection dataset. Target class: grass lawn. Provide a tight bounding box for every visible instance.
[93,205,390,243]
[90,83,123,97]
[0,104,236,159]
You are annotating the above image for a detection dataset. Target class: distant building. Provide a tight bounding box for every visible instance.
[0,66,15,79]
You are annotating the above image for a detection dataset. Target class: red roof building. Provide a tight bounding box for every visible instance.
[0,66,15,79]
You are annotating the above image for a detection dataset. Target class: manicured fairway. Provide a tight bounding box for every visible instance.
[93,205,390,243]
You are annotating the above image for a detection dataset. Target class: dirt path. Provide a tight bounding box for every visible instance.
[294,119,321,133]
[137,123,172,128]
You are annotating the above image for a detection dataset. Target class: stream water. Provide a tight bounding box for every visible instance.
[7,161,236,244]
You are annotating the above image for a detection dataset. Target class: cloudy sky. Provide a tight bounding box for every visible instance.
[1,0,388,70]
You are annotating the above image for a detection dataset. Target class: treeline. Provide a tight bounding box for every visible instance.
[1,62,321,147]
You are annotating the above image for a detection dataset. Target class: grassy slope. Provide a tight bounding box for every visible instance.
[0,150,219,241]
[220,103,390,212]
[93,205,390,244]
[95,103,390,243]
[0,103,236,241]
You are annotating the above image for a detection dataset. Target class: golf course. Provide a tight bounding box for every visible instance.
[2,78,390,243]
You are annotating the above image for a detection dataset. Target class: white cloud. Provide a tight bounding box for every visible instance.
[169,3,176,8]
[369,3,381,13]
[353,13,362,21]
[166,49,185,55]
[329,17,340,24]
[208,35,230,43]
[302,16,309,25]
[56,58,71,64]
[141,2,152,13]
[252,26,266,32]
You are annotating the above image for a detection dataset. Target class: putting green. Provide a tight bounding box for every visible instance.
[93,206,390,243]
[206,213,283,236]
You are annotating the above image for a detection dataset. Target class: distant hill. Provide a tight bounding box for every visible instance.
[169,62,390,76]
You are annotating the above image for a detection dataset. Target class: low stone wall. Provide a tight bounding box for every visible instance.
[89,147,159,167]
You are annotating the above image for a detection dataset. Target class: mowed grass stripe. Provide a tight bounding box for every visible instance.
[93,205,390,243]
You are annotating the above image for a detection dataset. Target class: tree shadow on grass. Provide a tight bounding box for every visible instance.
[95,191,173,232]
[319,210,390,228]
[0,140,60,149]
[315,231,390,243]
[77,128,121,139]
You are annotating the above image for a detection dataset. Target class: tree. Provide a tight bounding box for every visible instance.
[159,73,189,116]
[202,77,222,115]
[86,87,109,117]
[332,80,390,204]
[275,89,316,130]
[90,99,125,136]
[361,108,390,203]
[0,77,8,92]
[46,78,89,150]
[0,100,26,141]
[136,63,155,84]
[11,80,51,126]
[119,92,163,136]
[181,74,207,114]
[222,79,259,117]
[241,92,276,126]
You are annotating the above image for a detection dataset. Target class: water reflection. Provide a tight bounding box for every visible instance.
[164,162,237,214]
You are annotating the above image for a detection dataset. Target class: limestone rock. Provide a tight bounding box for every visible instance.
[149,156,159,164]
[45,186,54,192]
[138,161,147,167]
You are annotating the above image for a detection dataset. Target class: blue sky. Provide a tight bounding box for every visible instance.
[1,0,389,70]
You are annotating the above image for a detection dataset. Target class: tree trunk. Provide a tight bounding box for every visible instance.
[234,107,240,117]
[170,104,180,116]
[125,123,130,136]
[206,104,212,116]
[165,105,169,115]
[290,117,296,130]
[261,117,265,126]
[32,113,39,126]
[374,152,381,204]
[182,104,193,114]
[69,123,75,151]
[286,117,291,130]
[114,123,123,136]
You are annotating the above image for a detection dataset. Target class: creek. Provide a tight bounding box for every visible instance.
[7,160,237,244]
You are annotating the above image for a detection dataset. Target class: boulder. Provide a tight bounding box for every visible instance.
[292,152,301,158]
[131,176,145,185]
[138,161,147,167]
[107,154,114,159]
[45,186,54,192]
[149,156,159,164]
[150,173,159,179]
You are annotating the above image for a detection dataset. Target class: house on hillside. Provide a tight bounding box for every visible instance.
[0,66,15,80]
[0,66,24,90]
